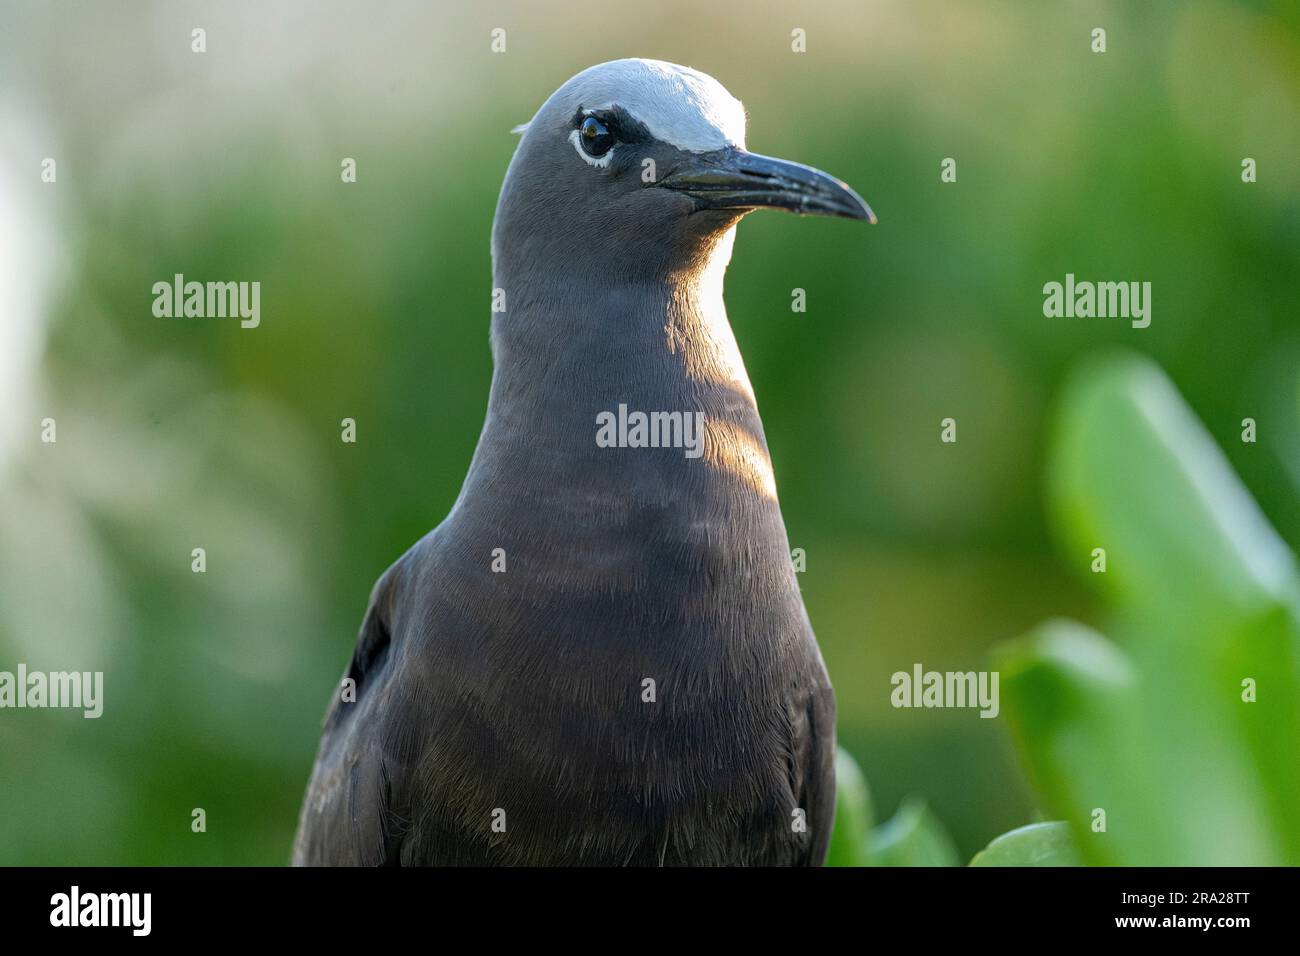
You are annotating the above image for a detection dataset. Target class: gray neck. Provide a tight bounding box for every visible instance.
[445,227,792,562]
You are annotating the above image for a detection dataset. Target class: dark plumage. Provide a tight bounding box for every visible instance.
[293,59,870,866]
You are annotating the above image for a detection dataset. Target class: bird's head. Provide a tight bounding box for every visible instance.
[493,58,874,278]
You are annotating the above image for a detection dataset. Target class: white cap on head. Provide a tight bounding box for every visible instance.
[515,58,747,153]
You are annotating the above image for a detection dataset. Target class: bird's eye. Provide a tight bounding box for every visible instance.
[579,115,615,157]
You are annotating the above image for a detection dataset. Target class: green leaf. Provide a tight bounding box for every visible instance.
[868,797,960,867]
[969,822,1080,866]
[994,619,1148,865]
[1021,354,1300,864]
[825,747,874,867]
[1000,613,1289,865]
[1048,351,1300,634]
[1219,607,1300,861]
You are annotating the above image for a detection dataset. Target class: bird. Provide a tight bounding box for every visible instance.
[293,58,873,866]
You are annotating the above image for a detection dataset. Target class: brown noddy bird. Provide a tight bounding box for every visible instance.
[293,58,873,866]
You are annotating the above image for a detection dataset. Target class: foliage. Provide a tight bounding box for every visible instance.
[833,353,1300,866]
[996,353,1300,865]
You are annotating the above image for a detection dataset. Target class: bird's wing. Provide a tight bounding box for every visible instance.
[292,557,412,866]
[790,640,838,866]
[808,680,839,865]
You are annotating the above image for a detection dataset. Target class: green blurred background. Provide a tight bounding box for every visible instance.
[1,0,1297,864]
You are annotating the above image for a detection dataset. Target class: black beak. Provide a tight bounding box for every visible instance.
[659,147,875,222]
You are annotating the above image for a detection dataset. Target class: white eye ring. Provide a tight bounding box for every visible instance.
[568,128,616,169]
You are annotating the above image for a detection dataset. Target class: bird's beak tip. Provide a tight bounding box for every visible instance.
[840,195,877,224]
[663,148,875,224]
